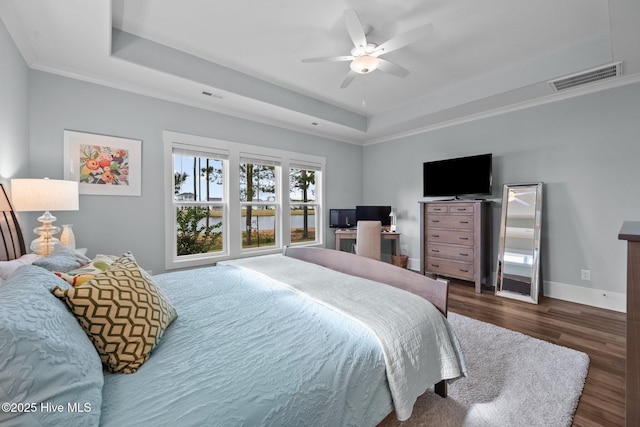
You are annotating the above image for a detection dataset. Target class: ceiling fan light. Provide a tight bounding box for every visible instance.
[350,55,379,74]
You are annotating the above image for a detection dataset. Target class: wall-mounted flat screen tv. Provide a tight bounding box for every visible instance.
[329,208,356,228]
[356,205,392,226]
[423,153,492,197]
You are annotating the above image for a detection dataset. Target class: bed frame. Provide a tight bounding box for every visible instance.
[0,183,26,262]
[284,246,449,315]
[283,246,449,398]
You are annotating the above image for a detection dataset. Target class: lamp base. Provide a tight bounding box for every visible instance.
[31,211,61,256]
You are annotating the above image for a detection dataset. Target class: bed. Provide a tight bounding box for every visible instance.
[0,184,466,426]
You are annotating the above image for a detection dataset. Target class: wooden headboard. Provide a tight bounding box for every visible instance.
[0,183,26,261]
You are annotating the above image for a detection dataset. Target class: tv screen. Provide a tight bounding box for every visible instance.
[329,208,356,228]
[356,205,392,226]
[423,153,492,197]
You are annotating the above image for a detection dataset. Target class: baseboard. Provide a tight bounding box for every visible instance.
[543,280,626,313]
[407,257,626,313]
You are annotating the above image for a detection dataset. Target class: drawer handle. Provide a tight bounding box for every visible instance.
[431,219,440,223]
[431,249,440,253]
[431,264,440,268]
[431,234,440,238]
[459,221,469,224]
[459,268,469,273]
[456,208,466,211]
[459,237,469,240]
[459,253,468,257]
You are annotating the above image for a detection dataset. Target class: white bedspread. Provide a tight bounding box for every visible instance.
[220,254,466,421]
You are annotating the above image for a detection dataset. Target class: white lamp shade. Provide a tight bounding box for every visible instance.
[350,55,379,74]
[11,178,79,212]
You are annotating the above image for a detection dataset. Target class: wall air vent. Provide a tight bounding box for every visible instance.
[548,62,622,92]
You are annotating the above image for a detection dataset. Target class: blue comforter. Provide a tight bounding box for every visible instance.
[100,265,394,426]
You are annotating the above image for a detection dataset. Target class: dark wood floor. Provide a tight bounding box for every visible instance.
[448,280,626,427]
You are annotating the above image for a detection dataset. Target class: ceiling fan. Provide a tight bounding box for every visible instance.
[302,9,434,88]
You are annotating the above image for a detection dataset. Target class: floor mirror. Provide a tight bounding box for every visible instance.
[495,182,543,303]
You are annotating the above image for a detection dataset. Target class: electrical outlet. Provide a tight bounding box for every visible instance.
[581,269,591,281]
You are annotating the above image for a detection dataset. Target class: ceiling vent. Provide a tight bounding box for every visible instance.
[548,62,622,92]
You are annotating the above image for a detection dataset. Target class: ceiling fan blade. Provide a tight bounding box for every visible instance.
[340,71,358,88]
[376,58,410,78]
[373,23,434,56]
[344,9,367,48]
[302,55,354,63]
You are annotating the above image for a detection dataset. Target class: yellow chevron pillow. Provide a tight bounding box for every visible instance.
[52,252,177,374]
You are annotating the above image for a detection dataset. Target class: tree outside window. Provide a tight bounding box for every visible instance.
[290,168,317,244]
[174,153,224,256]
[240,163,276,249]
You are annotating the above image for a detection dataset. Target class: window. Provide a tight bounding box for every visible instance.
[164,131,324,269]
[240,156,279,250]
[172,147,226,258]
[289,165,319,245]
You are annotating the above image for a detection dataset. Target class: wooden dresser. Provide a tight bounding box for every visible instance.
[420,200,490,293]
[618,221,640,426]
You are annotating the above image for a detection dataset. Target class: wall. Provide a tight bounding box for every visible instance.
[27,70,363,274]
[7,14,636,310]
[363,83,640,311]
[0,19,29,186]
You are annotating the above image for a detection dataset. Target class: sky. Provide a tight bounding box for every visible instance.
[174,155,316,202]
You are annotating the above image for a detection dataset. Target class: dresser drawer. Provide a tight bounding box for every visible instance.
[425,229,474,246]
[425,257,474,280]
[426,205,448,213]
[426,215,474,230]
[448,204,475,214]
[426,243,474,262]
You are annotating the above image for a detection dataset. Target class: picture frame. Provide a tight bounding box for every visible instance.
[64,130,142,196]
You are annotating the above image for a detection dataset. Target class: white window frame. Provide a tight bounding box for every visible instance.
[164,130,325,270]
[288,161,322,247]
[239,154,281,253]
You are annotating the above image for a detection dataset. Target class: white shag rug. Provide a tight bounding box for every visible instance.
[380,312,590,427]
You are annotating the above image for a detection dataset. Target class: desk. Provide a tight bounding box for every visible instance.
[334,229,401,258]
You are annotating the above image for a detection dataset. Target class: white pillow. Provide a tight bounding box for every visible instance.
[0,254,41,280]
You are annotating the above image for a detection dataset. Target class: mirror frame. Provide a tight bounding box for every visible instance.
[495,182,543,304]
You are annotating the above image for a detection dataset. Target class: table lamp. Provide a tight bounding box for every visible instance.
[10,178,79,256]
[389,208,397,232]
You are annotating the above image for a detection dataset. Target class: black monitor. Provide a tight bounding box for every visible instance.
[356,205,392,226]
[329,208,356,228]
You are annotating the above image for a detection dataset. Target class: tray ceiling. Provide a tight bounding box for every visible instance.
[1,0,639,144]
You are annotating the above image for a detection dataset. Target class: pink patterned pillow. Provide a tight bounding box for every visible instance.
[55,254,117,287]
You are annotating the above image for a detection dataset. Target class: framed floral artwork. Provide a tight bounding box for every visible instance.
[63,130,142,196]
